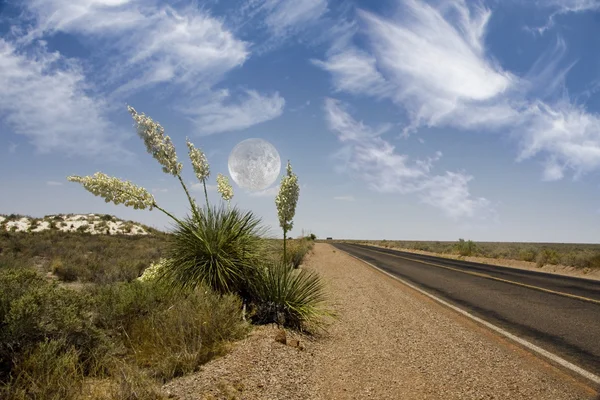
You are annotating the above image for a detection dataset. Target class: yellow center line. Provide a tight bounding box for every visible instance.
[352,245,600,306]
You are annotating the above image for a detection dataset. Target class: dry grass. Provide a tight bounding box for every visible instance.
[342,239,600,269]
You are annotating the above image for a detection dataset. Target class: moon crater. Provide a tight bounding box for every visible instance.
[228,138,281,191]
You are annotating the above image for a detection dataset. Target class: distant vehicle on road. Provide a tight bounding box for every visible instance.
[326,237,333,240]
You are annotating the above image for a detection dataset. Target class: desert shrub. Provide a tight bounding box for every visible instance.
[1,339,83,400]
[161,206,266,297]
[456,239,477,257]
[126,287,247,381]
[106,361,166,400]
[0,231,169,284]
[51,258,78,282]
[536,248,560,267]
[250,262,329,331]
[287,239,313,269]
[0,269,111,383]
[519,248,537,262]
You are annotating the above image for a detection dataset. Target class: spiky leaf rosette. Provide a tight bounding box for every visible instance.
[249,262,329,331]
[160,205,266,296]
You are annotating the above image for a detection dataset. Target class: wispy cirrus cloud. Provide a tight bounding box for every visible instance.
[316,0,600,181]
[22,0,249,94]
[183,89,285,135]
[325,98,493,220]
[531,0,600,34]
[264,0,329,35]
[0,39,128,158]
[11,0,284,140]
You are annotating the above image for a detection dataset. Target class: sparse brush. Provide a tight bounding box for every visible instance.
[1,339,83,400]
[160,205,266,296]
[249,262,329,331]
[126,287,248,381]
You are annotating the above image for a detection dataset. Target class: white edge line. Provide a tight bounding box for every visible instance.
[336,246,600,387]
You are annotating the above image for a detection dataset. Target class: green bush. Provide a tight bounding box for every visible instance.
[0,269,109,379]
[287,239,313,268]
[1,339,83,400]
[250,262,329,331]
[519,248,537,262]
[456,239,476,257]
[0,231,168,284]
[127,288,247,381]
[161,206,266,296]
[536,248,560,267]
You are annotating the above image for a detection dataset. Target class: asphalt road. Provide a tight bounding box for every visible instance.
[333,243,600,379]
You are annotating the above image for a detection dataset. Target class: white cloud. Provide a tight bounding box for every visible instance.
[325,98,493,220]
[152,188,168,193]
[22,1,249,93]
[264,0,328,35]
[0,39,127,157]
[333,195,355,201]
[186,90,285,135]
[312,48,390,97]
[46,180,64,186]
[13,0,282,141]
[316,0,600,181]
[532,0,600,34]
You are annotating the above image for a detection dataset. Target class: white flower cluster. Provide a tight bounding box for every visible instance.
[138,258,168,282]
[217,173,234,201]
[128,106,182,176]
[67,172,155,210]
[275,161,299,232]
[187,138,210,182]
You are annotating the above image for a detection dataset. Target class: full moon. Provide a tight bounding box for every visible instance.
[228,138,281,191]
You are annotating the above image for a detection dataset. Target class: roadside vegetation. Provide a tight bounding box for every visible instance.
[0,106,326,399]
[349,239,600,269]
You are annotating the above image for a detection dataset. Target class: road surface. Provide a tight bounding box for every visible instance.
[332,243,600,380]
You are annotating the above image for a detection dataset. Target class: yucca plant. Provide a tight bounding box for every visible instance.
[249,262,329,331]
[160,205,266,296]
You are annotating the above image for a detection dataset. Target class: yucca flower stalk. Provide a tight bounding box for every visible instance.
[128,106,201,218]
[217,174,234,210]
[187,138,210,207]
[67,173,181,224]
[275,160,300,263]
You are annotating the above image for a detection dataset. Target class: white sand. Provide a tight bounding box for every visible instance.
[1,214,149,235]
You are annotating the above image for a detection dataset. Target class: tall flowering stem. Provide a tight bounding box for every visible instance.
[217,174,234,210]
[275,160,300,263]
[187,138,210,207]
[128,106,182,176]
[67,173,182,225]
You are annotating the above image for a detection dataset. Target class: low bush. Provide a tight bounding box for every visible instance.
[1,339,83,400]
[0,267,249,398]
[536,248,560,267]
[127,287,247,381]
[519,248,537,262]
[287,239,314,268]
[0,231,169,284]
[456,239,477,257]
[250,262,329,331]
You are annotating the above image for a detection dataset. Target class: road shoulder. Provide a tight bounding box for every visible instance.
[163,243,597,399]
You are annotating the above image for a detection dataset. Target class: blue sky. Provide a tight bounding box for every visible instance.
[1,0,600,242]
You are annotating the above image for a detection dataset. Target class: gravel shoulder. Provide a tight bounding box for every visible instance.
[163,243,598,399]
